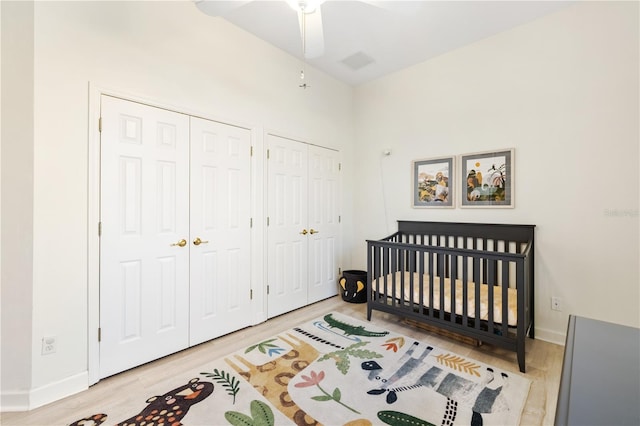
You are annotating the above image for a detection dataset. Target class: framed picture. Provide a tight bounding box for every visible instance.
[460,149,514,208]
[412,156,454,208]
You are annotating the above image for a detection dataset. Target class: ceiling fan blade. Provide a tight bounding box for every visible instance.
[194,0,251,17]
[297,6,324,59]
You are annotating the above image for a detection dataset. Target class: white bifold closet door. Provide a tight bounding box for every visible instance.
[189,117,252,346]
[99,96,190,378]
[266,134,339,318]
[307,145,340,303]
[99,96,251,379]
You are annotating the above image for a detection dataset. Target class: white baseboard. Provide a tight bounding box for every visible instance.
[1,371,88,412]
[534,326,566,346]
[29,371,88,410]
[1,390,30,412]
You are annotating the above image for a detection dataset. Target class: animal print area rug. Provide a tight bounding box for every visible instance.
[70,312,531,426]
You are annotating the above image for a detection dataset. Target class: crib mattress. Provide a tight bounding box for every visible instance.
[373,271,518,326]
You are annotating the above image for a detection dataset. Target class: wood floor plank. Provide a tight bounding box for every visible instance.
[1,296,562,425]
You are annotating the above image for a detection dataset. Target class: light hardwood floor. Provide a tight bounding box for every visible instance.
[1,296,564,425]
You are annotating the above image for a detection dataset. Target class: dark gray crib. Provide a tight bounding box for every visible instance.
[367,221,535,373]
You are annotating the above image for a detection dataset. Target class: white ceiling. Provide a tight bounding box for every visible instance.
[195,1,574,86]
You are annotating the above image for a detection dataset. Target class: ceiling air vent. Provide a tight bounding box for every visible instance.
[340,51,375,71]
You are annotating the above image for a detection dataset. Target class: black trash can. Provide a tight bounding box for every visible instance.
[339,270,368,303]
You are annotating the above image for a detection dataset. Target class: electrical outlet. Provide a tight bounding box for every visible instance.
[551,297,562,311]
[42,336,56,355]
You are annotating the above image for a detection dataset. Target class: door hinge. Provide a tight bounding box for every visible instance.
[98,327,102,342]
[250,146,253,156]
[339,163,342,171]
[339,267,342,276]
[98,221,102,236]
[267,285,270,295]
[338,215,341,223]
[267,217,270,226]
[98,117,102,133]
[250,218,253,228]
[267,149,270,159]
[250,289,253,300]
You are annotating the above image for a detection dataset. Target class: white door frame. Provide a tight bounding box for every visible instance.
[87,84,262,385]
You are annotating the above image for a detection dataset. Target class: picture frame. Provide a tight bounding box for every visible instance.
[460,149,514,208]
[412,156,454,208]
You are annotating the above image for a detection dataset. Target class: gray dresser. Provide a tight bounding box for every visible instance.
[555,315,640,425]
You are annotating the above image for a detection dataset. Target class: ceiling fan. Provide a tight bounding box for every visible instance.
[195,0,326,59]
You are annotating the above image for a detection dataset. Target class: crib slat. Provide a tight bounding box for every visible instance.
[399,248,405,309]
[381,244,386,296]
[408,247,416,312]
[474,257,481,331]
[378,245,384,298]
[488,259,495,333]
[392,246,397,309]
[371,245,377,302]
[418,250,425,316]
[462,254,469,326]
[502,259,510,336]
[450,254,458,325]
[428,251,434,318]
[438,252,445,321]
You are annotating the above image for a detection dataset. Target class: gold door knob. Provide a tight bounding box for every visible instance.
[193,237,209,246]
[310,229,319,234]
[171,239,187,247]
[300,229,308,235]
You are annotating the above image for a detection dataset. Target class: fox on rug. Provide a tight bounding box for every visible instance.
[69,312,530,426]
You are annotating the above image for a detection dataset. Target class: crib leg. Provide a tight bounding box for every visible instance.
[367,306,372,321]
[517,339,526,373]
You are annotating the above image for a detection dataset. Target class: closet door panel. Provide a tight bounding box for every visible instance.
[189,117,252,346]
[307,145,340,303]
[100,95,190,379]
[266,135,309,317]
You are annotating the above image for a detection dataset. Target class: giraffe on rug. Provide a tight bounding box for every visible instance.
[225,333,321,426]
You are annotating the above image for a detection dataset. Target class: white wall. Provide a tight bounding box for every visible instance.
[1,0,35,410]
[353,1,639,343]
[1,0,356,410]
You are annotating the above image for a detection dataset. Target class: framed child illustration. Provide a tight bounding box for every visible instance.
[460,149,514,208]
[412,156,454,208]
